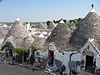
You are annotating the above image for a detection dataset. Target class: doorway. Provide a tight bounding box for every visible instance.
[48,50,54,66]
[85,55,94,71]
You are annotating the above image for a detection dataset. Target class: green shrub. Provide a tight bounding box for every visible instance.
[14,48,28,55]
[1,42,15,50]
[31,44,43,51]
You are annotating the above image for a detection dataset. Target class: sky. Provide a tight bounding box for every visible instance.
[0,0,100,22]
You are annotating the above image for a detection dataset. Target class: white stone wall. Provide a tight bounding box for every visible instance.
[96,56,100,68]
[48,44,82,74]
[80,42,100,70]
[40,41,100,74]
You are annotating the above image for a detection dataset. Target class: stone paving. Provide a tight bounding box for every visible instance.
[0,63,48,75]
[80,70,100,75]
[0,57,100,75]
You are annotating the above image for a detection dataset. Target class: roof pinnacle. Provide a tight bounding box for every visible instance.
[91,4,94,9]
[90,4,95,12]
[16,16,20,22]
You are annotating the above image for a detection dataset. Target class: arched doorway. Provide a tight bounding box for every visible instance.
[85,50,95,72]
[85,55,94,70]
[48,50,54,66]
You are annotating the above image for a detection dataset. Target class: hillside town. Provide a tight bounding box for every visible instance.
[0,3,100,75]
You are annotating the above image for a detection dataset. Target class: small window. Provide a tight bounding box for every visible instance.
[36,52,40,56]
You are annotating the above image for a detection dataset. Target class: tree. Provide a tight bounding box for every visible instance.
[53,20,56,23]
[1,42,29,63]
[31,44,43,51]
[1,42,15,50]
[29,44,43,65]
[14,48,28,63]
[63,19,67,23]
[68,18,83,26]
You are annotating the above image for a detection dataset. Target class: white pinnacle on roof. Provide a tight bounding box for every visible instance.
[16,17,20,21]
[38,33,44,38]
[90,4,95,12]
[60,20,64,23]
[88,38,94,42]
[6,17,28,38]
[26,22,31,30]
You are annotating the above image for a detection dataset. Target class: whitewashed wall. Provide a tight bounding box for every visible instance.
[39,41,100,74]
[47,44,81,74]
[96,56,100,68]
[80,42,100,70]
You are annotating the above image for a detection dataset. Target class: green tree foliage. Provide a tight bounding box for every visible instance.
[31,44,43,51]
[14,48,28,54]
[1,42,15,50]
[69,18,82,26]
[2,42,28,54]
[2,42,29,63]
[29,44,43,65]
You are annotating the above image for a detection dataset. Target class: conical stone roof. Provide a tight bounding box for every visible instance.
[3,34,34,49]
[47,21,56,29]
[0,27,6,39]
[38,22,47,29]
[0,27,6,48]
[7,19,28,38]
[45,23,75,52]
[70,9,100,49]
[22,34,35,49]
[33,36,46,47]
[2,18,30,49]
